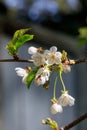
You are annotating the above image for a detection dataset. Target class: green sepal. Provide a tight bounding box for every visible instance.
[43,81,49,90]
[61,90,68,94]
[26,69,38,89]
[62,50,67,61]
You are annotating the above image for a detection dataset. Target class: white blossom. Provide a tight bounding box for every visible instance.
[34,67,50,86]
[31,53,45,66]
[15,67,28,83]
[50,103,63,114]
[62,64,71,73]
[44,46,62,65]
[28,46,38,55]
[58,91,75,106]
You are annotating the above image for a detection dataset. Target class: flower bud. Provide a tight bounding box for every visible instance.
[28,46,38,54]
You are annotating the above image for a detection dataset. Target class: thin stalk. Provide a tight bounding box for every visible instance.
[59,72,66,91]
[53,74,59,99]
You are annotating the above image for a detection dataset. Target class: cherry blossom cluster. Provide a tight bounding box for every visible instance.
[15,46,75,114]
[15,46,71,85]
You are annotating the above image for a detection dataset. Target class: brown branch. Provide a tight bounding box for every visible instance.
[60,112,87,130]
[0,57,87,65]
[74,58,87,64]
[63,58,87,65]
[0,58,33,63]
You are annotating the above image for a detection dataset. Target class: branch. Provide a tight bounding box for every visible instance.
[63,58,87,65]
[0,58,33,63]
[60,112,87,130]
[0,57,87,65]
[74,58,87,64]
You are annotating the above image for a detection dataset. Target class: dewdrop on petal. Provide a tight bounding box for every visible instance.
[58,91,75,106]
[50,103,63,114]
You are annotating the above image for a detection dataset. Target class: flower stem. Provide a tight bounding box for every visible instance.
[53,74,59,99]
[59,72,66,92]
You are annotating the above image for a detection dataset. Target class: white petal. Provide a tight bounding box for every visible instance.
[22,73,28,83]
[55,58,61,64]
[56,52,62,58]
[50,46,57,52]
[63,65,71,73]
[35,67,50,86]
[59,93,75,106]
[32,53,45,66]
[44,50,50,55]
[28,46,37,54]
[34,76,46,86]
[15,67,26,77]
[68,95,75,106]
[50,103,63,114]
[35,68,44,76]
[46,54,56,65]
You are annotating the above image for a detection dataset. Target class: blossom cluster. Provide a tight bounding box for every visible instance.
[15,46,75,114]
[50,90,75,114]
[15,46,71,86]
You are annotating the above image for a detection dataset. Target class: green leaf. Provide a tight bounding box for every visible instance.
[15,34,34,51]
[6,41,17,57]
[6,28,34,58]
[78,27,87,46]
[78,38,87,46]
[26,69,37,89]
[12,28,30,44]
[79,27,87,39]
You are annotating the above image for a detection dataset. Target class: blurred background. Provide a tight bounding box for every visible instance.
[0,0,87,130]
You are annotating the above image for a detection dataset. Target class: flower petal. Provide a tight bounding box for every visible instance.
[28,46,37,54]
[59,93,75,106]
[50,103,63,114]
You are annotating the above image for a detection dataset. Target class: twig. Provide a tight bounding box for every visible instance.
[0,57,87,65]
[60,112,87,130]
[74,58,87,64]
[0,58,33,63]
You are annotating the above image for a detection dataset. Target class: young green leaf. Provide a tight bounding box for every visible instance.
[15,34,34,51]
[6,41,17,57]
[12,28,30,44]
[78,27,87,46]
[79,27,87,38]
[6,28,34,58]
[26,69,37,89]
